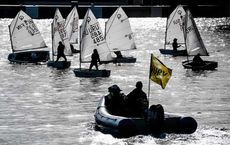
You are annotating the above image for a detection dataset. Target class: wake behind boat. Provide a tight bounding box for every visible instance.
[95,96,197,138]
[8,10,49,64]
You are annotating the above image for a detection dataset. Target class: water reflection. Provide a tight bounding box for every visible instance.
[184,69,216,77]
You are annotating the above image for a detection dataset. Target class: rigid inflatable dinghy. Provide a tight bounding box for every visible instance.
[95,96,197,138]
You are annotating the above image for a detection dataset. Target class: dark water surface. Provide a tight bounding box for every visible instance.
[0,18,230,144]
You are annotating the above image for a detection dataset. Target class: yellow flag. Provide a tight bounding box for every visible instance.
[150,54,172,89]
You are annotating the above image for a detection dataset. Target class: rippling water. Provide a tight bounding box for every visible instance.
[0,17,230,145]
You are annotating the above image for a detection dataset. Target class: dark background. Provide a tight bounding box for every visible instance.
[0,0,229,18]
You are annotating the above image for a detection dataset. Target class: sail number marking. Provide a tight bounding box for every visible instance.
[87,23,104,44]
[17,15,39,36]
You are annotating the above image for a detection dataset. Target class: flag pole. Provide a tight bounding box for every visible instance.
[147,54,152,107]
[146,54,152,120]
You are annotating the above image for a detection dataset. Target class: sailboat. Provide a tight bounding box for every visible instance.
[105,6,136,63]
[8,10,49,63]
[159,5,187,56]
[73,9,112,77]
[182,10,218,70]
[47,8,72,69]
[215,17,230,32]
[65,6,80,54]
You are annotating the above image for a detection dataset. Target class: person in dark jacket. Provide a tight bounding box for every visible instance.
[104,85,126,116]
[193,53,205,65]
[125,81,148,117]
[89,49,101,71]
[114,51,123,58]
[172,38,181,51]
[56,41,67,62]
[70,44,80,53]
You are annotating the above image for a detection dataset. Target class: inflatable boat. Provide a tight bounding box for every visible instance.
[95,96,197,137]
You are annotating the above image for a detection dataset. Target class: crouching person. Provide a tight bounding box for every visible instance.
[104,85,126,116]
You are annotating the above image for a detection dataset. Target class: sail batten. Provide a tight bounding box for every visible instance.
[9,10,47,52]
[105,7,136,52]
[80,9,112,62]
[13,46,48,52]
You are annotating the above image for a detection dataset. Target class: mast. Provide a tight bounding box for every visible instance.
[147,54,152,101]
[51,23,54,61]
[104,21,107,39]
[79,25,81,70]
[8,25,14,53]
[183,10,189,61]
[164,17,169,50]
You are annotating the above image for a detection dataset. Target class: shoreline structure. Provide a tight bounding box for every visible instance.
[0,1,229,18]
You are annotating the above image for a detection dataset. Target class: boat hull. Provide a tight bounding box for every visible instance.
[182,60,218,70]
[73,68,110,78]
[95,97,197,137]
[215,25,230,32]
[159,49,187,56]
[47,61,71,69]
[8,51,49,64]
[113,56,136,63]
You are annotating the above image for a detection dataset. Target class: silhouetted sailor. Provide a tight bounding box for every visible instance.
[89,49,101,71]
[56,41,67,62]
[193,53,205,66]
[126,81,148,117]
[172,38,181,51]
[105,85,126,116]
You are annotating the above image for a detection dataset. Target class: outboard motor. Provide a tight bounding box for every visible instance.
[163,116,197,134]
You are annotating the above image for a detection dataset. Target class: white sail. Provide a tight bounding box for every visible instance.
[165,5,186,45]
[9,10,47,52]
[80,9,112,62]
[65,6,79,44]
[184,10,208,56]
[52,8,72,56]
[105,6,136,52]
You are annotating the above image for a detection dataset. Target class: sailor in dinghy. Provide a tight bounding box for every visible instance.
[159,5,187,56]
[8,10,49,64]
[47,8,72,69]
[182,9,218,70]
[73,9,112,77]
[105,6,137,63]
